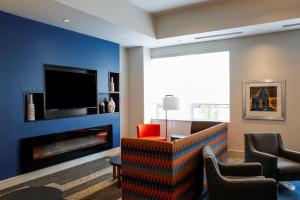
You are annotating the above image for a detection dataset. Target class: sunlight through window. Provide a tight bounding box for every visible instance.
[144,51,230,122]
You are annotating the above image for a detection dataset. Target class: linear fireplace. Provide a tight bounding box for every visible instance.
[20,125,112,173]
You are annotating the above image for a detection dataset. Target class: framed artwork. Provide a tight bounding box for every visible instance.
[243,80,286,120]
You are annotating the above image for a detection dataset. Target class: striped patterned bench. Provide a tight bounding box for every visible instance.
[121,123,228,200]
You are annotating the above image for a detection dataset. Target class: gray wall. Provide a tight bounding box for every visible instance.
[120,47,129,138]
[152,30,300,152]
[127,47,146,137]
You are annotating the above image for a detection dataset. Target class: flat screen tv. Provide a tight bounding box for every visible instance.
[45,65,97,110]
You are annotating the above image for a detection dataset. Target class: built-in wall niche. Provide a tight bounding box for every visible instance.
[23,67,120,122]
[44,65,98,120]
[98,93,120,114]
[24,92,45,122]
[109,72,119,92]
[24,92,98,122]
[97,72,120,114]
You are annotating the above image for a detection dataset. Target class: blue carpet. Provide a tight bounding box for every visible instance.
[279,181,300,200]
[202,181,300,200]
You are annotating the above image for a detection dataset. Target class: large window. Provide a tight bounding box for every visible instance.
[144,51,230,122]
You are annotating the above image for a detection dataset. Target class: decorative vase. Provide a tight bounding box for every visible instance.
[104,98,109,113]
[27,94,35,121]
[99,102,105,113]
[108,97,116,113]
[110,77,115,92]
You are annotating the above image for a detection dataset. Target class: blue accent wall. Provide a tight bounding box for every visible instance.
[0,11,120,180]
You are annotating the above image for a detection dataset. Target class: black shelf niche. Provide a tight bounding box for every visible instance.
[110,93,119,112]
[109,72,119,92]
[96,72,120,114]
[98,92,119,114]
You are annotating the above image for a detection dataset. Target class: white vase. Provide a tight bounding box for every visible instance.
[27,94,35,121]
[110,77,115,92]
[108,97,116,113]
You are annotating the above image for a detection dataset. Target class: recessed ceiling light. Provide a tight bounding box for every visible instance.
[62,19,70,23]
[282,23,300,28]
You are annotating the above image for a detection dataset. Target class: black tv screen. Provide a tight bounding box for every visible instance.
[45,66,97,110]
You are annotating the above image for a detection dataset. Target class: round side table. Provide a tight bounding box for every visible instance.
[1,186,62,200]
[109,155,122,187]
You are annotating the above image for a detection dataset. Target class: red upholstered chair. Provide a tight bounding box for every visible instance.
[137,124,167,141]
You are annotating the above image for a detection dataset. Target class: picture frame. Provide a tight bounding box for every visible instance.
[243,80,286,120]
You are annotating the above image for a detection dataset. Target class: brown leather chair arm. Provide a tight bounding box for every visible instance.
[280,148,300,163]
[278,134,300,163]
[249,150,278,177]
[223,178,278,200]
[245,134,278,178]
[251,149,278,162]
[218,162,263,176]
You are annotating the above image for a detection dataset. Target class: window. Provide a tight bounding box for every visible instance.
[144,51,230,122]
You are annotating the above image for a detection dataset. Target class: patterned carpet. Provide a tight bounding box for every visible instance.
[0,157,299,200]
[0,157,121,200]
[202,182,300,200]
[201,158,300,200]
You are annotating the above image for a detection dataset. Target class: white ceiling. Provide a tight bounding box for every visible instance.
[1,0,300,48]
[0,0,156,47]
[126,0,210,14]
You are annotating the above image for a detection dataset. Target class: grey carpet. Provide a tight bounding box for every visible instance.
[0,157,121,200]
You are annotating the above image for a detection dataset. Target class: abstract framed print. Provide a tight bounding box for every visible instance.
[243,80,286,120]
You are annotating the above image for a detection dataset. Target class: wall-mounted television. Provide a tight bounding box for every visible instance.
[45,65,97,110]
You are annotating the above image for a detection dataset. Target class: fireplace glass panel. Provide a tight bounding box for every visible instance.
[33,132,108,160]
[20,125,112,173]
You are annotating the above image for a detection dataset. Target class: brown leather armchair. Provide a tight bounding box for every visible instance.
[203,145,278,200]
[245,133,300,181]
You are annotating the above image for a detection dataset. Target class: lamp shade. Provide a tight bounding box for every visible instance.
[163,96,179,110]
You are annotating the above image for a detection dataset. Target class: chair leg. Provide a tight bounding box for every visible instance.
[279,181,296,191]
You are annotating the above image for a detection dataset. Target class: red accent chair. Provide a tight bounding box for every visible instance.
[137,124,166,141]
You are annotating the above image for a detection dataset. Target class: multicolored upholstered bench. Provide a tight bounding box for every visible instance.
[121,122,228,200]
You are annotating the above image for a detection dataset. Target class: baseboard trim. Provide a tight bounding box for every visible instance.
[0,147,120,190]
[228,149,244,159]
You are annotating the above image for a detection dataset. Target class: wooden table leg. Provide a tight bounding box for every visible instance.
[117,166,121,188]
[113,165,116,179]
